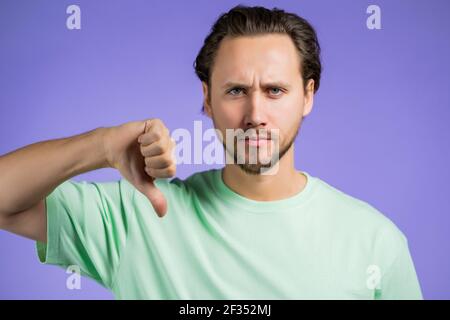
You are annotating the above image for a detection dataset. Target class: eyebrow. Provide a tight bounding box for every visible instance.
[221,81,292,90]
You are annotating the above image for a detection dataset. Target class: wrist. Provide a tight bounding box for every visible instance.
[95,126,114,169]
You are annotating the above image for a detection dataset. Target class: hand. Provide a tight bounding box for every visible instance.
[102,119,176,217]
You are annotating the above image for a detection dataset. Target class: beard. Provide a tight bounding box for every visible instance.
[221,122,301,175]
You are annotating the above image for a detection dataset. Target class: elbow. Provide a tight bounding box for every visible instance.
[0,212,14,230]
[0,215,7,230]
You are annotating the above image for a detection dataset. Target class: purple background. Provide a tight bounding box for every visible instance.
[1,0,449,299]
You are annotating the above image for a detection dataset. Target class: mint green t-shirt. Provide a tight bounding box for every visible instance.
[36,169,422,299]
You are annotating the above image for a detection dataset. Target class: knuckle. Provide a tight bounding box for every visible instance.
[144,119,152,133]
[144,166,153,175]
[170,137,176,149]
[161,156,172,167]
[151,131,161,140]
[140,144,147,156]
[153,118,162,125]
[154,143,164,154]
[154,119,168,133]
[151,118,163,130]
[167,166,176,176]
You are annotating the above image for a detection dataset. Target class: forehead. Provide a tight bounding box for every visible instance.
[211,33,302,84]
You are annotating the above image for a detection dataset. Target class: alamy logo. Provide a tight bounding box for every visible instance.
[366,264,381,290]
[366,5,382,30]
[66,265,81,290]
[171,121,281,175]
[66,5,81,30]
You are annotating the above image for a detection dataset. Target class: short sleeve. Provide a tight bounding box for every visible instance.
[378,237,423,300]
[35,179,131,289]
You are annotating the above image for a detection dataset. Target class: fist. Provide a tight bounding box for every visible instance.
[138,119,176,179]
[103,118,176,217]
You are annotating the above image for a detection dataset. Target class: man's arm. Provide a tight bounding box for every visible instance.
[0,119,176,242]
[0,128,109,242]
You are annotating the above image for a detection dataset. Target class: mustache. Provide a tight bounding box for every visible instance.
[234,128,279,140]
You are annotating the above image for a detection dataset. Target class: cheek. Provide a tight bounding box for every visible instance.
[211,102,243,128]
[269,102,303,139]
[284,94,304,121]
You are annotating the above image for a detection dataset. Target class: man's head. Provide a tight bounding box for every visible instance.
[193,5,321,174]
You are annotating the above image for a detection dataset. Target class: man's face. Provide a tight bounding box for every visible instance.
[202,34,314,174]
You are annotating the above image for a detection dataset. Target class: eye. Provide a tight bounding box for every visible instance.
[227,87,245,96]
[269,87,283,96]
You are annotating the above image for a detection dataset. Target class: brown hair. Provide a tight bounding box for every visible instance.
[193,4,322,112]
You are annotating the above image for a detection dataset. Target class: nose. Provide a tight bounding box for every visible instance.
[243,92,268,129]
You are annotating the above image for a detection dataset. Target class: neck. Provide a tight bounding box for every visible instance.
[222,145,307,201]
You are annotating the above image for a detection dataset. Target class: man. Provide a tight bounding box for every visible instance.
[0,5,422,299]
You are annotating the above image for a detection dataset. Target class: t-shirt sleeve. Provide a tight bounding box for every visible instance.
[35,179,131,289]
[378,234,423,300]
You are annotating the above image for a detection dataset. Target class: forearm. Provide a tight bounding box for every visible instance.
[0,127,109,216]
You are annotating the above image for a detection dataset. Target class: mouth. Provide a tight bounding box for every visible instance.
[242,136,271,147]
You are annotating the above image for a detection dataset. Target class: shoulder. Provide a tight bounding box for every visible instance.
[310,175,411,272]
[312,175,408,248]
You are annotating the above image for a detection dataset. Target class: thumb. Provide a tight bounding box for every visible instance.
[130,170,168,218]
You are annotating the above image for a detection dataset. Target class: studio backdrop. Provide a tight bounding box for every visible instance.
[0,0,449,299]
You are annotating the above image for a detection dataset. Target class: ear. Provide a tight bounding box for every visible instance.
[302,79,315,117]
[201,82,213,118]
